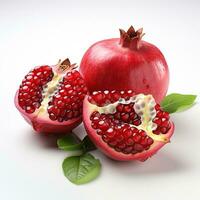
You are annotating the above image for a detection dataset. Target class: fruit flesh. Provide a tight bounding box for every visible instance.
[18,65,54,113]
[90,111,154,154]
[83,91,174,161]
[47,70,87,122]
[15,61,87,134]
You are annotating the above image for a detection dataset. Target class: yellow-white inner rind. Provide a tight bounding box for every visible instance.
[36,69,66,117]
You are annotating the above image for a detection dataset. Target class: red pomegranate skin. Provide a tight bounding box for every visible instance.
[80,27,169,103]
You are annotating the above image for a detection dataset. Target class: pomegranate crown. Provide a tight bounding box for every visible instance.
[57,58,77,72]
[119,25,145,50]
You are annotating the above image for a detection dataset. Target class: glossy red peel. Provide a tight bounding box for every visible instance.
[80,26,169,103]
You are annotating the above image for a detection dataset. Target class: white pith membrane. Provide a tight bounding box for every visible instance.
[35,71,64,117]
[89,94,169,143]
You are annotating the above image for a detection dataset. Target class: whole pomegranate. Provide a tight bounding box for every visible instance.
[80,26,169,103]
[83,90,174,161]
[15,59,88,134]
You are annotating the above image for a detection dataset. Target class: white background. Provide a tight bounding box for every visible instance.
[0,0,200,199]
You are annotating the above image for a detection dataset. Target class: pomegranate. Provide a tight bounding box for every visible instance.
[80,26,169,103]
[83,90,174,161]
[15,59,88,134]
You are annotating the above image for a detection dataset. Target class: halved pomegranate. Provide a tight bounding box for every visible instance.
[83,91,174,161]
[15,59,88,134]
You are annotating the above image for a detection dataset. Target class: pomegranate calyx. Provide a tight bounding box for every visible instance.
[56,58,77,73]
[119,25,145,50]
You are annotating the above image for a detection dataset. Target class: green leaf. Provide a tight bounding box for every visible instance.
[57,133,82,151]
[81,136,96,153]
[62,153,101,185]
[161,93,197,113]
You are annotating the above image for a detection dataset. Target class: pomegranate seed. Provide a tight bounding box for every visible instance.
[157,111,163,118]
[116,104,124,112]
[140,138,147,146]
[108,140,118,147]
[114,112,120,119]
[153,104,171,135]
[73,111,79,118]
[58,117,64,122]
[64,84,72,90]
[65,104,72,110]
[63,96,71,104]
[155,104,160,110]
[116,135,124,143]
[26,75,33,80]
[36,72,42,77]
[25,99,32,105]
[59,89,67,96]
[97,129,103,135]
[22,85,29,92]
[163,112,169,119]
[33,76,40,85]
[124,129,133,138]
[133,134,141,143]
[127,90,134,96]
[49,113,57,121]
[153,129,160,135]
[112,91,121,101]
[126,138,134,145]
[123,105,132,112]
[60,110,66,117]
[162,120,169,127]
[133,119,141,126]
[102,135,110,143]
[98,120,109,131]
[106,128,116,138]
[123,146,133,154]
[147,138,154,145]
[25,106,35,113]
[57,100,64,108]
[68,89,74,95]
[33,102,40,108]
[134,143,144,152]
[121,113,129,122]
[118,143,126,149]
[91,122,98,129]
[67,111,73,119]
[160,127,167,133]
[18,100,26,107]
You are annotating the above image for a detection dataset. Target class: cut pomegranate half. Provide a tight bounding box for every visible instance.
[83,91,174,161]
[15,59,88,134]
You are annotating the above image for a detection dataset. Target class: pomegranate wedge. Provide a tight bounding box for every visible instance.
[83,91,174,161]
[15,59,87,134]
